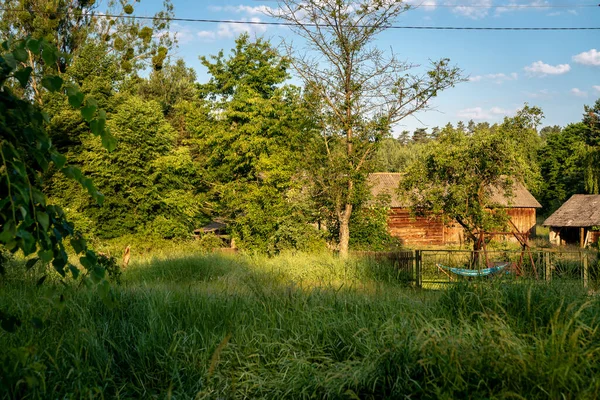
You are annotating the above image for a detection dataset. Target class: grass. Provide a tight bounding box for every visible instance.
[2,251,600,399]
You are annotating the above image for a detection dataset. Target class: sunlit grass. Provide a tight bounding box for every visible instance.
[2,252,600,399]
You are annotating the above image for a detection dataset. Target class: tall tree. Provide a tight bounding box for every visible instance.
[401,107,542,250]
[273,0,462,257]
[0,0,175,104]
[582,99,600,194]
[538,123,587,213]
[183,35,321,253]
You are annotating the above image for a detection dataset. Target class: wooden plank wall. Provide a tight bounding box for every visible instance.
[387,207,537,246]
[387,209,445,246]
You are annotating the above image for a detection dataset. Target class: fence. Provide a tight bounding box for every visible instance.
[356,249,600,290]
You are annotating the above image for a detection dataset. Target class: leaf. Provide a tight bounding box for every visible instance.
[90,117,106,136]
[41,42,58,66]
[26,257,40,270]
[13,47,28,62]
[18,230,36,256]
[68,92,85,108]
[68,264,80,279]
[50,152,67,169]
[3,53,16,70]
[80,104,97,122]
[101,131,117,152]
[36,275,47,287]
[41,75,63,92]
[37,212,50,231]
[14,67,32,88]
[26,38,41,54]
[70,236,86,254]
[38,249,53,262]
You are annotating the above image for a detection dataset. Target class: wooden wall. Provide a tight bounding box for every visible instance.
[387,207,537,246]
[387,209,446,246]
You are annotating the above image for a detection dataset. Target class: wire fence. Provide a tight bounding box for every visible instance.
[355,249,600,290]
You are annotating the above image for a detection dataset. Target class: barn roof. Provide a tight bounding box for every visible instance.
[543,195,600,227]
[368,172,541,209]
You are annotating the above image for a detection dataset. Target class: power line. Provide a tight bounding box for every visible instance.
[255,0,599,8]
[0,7,598,30]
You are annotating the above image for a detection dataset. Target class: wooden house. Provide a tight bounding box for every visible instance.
[368,173,542,246]
[543,195,600,247]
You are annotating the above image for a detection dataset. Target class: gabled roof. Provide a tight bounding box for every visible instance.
[368,172,541,209]
[543,195,600,227]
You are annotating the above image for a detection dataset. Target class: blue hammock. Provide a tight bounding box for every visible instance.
[436,263,510,277]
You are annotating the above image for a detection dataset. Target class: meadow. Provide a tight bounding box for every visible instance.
[2,250,600,399]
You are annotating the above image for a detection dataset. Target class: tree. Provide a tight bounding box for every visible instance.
[0,37,114,293]
[0,0,175,104]
[183,35,322,253]
[50,96,204,239]
[273,0,462,257]
[137,59,198,118]
[538,123,586,213]
[582,99,600,194]
[401,107,542,250]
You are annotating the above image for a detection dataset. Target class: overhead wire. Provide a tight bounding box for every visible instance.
[0,6,598,31]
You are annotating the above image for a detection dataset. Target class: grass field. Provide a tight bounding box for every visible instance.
[2,251,600,399]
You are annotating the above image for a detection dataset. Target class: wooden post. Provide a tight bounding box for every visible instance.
[580,227,585,248]
[544,251,551,282]
[583,252,589,289]
[415,250,422,289]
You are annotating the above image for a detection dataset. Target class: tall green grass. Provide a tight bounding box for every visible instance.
[2,252,600,399]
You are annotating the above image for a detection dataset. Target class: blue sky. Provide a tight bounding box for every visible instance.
[137,0,599,134]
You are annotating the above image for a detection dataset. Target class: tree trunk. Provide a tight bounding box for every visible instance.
[338,202,353,258]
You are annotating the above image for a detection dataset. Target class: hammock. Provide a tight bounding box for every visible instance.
[436,263,510,277]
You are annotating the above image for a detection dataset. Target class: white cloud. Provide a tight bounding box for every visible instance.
[405,0,437,10]
[570,88,588,98]
[457,106,512,120]
[524,61,571,76]
[209,5,274,15]
[197,17,268,41]
[594,85,600,94]
[469,72,518,84]
[523,89,554,99]
[496,0,549,14]
[568,9,578,15]
[573,49,600,66]
[451,0,493,19]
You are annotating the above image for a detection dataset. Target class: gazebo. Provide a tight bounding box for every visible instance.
[543,194,600,247]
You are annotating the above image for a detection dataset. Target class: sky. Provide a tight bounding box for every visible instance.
[135,0,599,134]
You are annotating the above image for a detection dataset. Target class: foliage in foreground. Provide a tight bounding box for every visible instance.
[1,253,600,399]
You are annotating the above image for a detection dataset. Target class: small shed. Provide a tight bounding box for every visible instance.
[543,194,600,247]
[368,173,542,246]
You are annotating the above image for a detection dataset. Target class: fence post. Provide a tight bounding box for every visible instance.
[415,250,422,289]
[544,251,551,282]
[583,252,589,289]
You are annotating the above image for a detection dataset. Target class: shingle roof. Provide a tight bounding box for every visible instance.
[543,195,600,227]
[368,172,541,209]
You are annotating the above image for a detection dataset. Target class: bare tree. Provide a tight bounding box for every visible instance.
[272,0,462,257]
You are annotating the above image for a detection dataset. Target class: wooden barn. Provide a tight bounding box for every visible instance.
[368,173,542,247]
[543,195,600,248]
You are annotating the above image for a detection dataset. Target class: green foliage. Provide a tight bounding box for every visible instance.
[401,106,543,247]
[0,37,114,284]
[538,123,587,214]
[582,99,600,194]
[349,206,400,251]
[1,253,599,398]
[187,35,322,253]
[54,96,203,239]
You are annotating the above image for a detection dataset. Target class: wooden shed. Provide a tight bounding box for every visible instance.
[543,195,600,247]
[368,173,542,247]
